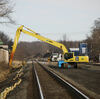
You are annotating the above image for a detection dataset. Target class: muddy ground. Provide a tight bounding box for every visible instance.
[0,63,9,82]
[0,63,35,99]
[0,61,22,82]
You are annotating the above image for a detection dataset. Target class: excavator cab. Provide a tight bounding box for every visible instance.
[64,52,74,60]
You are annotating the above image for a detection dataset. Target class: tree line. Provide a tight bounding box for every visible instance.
[85,18,100,62]
[13,41,80,60]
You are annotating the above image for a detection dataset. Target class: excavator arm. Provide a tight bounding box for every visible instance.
[9,25,68,66]
[9,25,89,67]
[22,26,68,53]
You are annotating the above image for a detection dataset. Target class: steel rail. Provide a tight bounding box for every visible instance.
[38,62,89,99]
[33,64,44,99]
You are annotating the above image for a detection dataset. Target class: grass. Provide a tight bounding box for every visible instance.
[0,62,9,82]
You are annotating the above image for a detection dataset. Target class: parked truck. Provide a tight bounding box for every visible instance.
[50,53,62,62]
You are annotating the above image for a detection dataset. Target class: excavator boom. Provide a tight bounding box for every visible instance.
[9,25,68,66]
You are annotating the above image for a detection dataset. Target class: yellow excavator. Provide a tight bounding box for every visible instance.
[9,25,89,68]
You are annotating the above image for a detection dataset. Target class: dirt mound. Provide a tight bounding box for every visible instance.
[0,62,9,82]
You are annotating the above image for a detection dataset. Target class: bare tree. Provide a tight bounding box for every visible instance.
[0,0,14,24]
[86,18,100,62]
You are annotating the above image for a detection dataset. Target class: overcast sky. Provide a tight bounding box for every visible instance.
[0,0,100,41]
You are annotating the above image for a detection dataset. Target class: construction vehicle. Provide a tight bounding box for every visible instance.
[9,25,89,68]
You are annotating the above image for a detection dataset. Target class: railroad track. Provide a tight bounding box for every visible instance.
[33,61,89,99]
